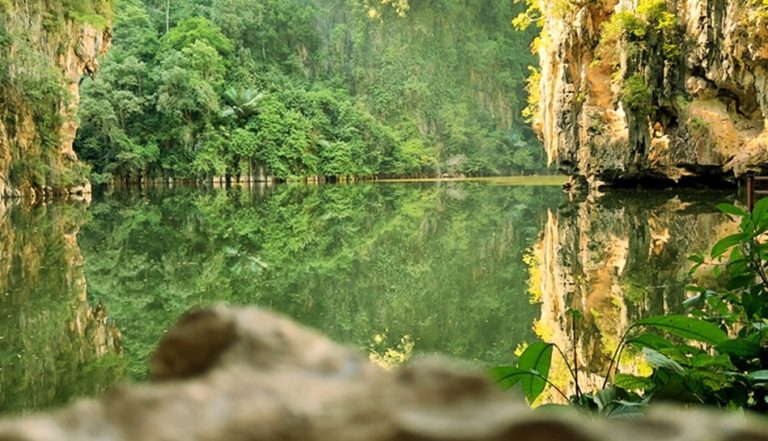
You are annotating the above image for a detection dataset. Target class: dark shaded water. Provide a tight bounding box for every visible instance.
[0,180,738,413]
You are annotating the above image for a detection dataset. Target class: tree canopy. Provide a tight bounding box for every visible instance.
[74,0,545,182]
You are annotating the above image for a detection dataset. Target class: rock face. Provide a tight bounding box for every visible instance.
[0,1,110,199]
[1,306,768,440]
[533,0,768,187]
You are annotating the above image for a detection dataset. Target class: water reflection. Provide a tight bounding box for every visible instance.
[0,183,740,413]
[530,190,737,402]
[81,183,562,378]
[0,201,123,414]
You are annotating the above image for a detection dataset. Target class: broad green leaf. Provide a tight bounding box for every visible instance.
[717,339,761,358]
[614,373,654,390]
[489,366,526,390]
[689,353,735,370]
[726,255,749,276]
[726,274,755,290]
[716,203,748,217]
[748,370,768,382]
[753,197,768,226]
[626,334,673,350]
[593,387,617,410]
[743,290,764,319]
[593,387,646,418]
[711,233,748,258]
[652,374,688,400]
[642,348,685,375]
[690,369,729,390]
[635,315,727,345]
[687,254,704,265]
[489,365,551,402]
[603,402,646,418]
[517,342,553,402]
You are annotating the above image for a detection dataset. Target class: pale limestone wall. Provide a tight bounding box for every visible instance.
[535,0,768,187]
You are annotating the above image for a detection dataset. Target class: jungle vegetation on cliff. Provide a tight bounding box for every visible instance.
[72,0,544,183]
[0,0,112,193]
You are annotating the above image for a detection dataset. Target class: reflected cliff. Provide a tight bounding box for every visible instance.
[529,190,738,402]
[0,200,123,414]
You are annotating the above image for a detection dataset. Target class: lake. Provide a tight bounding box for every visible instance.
[0,179,737,412]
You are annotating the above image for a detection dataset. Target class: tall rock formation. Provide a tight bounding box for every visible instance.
[532,0,768,187]
[0,1,111,199]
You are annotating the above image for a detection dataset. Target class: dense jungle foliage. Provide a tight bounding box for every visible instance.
[73,0,543,182]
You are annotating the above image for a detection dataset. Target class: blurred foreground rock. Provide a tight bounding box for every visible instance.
[1,306,768,441]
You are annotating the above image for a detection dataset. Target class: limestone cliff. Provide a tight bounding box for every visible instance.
[0,1,111,199]
[532,0,768,187]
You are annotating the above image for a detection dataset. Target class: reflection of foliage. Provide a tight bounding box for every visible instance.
[523,248,542,303]
[620,279,648,307]
[81,183,563,378]
[368,333,414,369]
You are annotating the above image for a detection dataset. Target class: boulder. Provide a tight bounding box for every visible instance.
[1,306,767,441]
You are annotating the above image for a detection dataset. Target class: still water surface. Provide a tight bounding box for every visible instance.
[0,180,736,413]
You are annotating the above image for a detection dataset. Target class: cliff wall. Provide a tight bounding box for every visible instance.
[0,0,111,199]
[533,0,768,187]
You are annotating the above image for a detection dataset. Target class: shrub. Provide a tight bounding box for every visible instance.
[621,74,655,117]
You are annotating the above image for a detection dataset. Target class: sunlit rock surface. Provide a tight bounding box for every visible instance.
[1,305,768,440]
[534,0,768,187]
[0,1,110,199]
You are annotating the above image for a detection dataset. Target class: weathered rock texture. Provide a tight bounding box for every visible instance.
[0,1,111,199]
[534,0,768,187]
[529,192,736,401]
[2,305,768,440]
